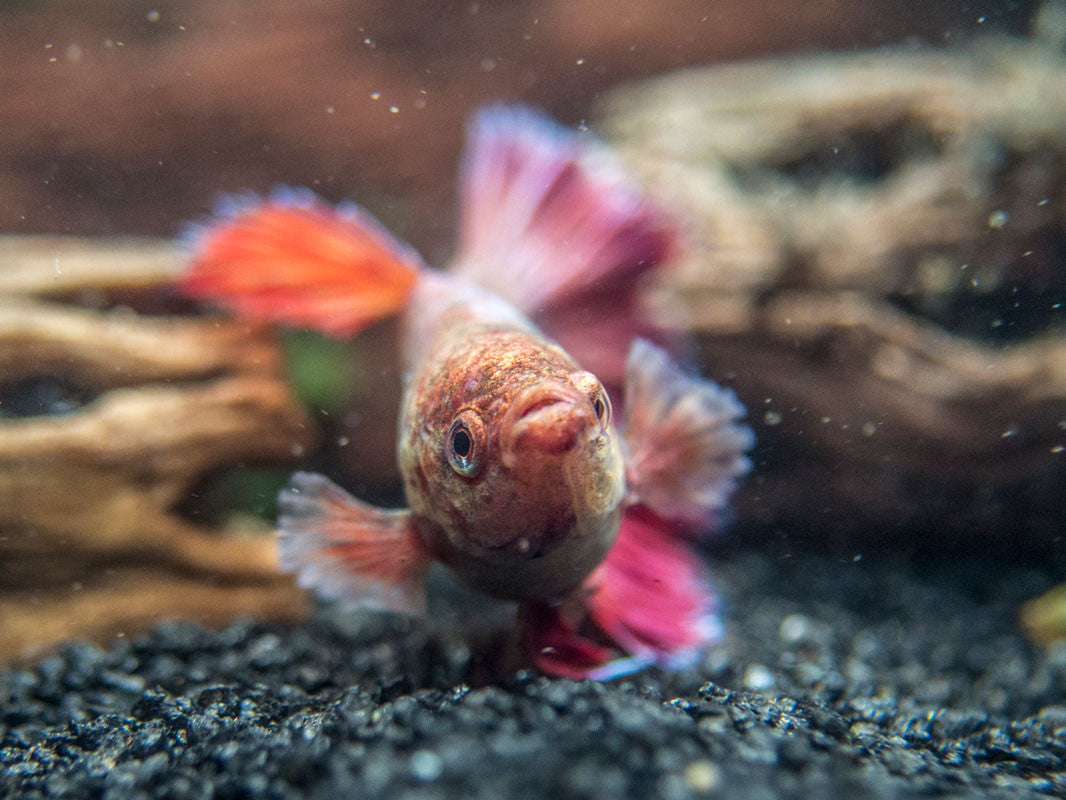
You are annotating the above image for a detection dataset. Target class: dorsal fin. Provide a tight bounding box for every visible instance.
[455,106,679,384]
[182,187,423,339]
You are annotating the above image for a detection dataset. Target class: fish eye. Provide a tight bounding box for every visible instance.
[446,411,484,477]
[592,389,611,426]
[570,371,612,428]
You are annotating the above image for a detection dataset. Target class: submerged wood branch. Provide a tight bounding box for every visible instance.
[0,243,313,661]
[600,37,1066,545]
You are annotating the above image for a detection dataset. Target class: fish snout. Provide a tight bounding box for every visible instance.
[506,383,596,457]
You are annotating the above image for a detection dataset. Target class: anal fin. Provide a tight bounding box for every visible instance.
[277,471,427,614]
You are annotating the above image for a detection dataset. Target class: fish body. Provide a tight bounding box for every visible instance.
[398,273,624,602]
[183,106,753,678]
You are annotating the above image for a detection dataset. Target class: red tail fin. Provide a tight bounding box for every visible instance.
[183,190,422,338]
[455,107,679,385]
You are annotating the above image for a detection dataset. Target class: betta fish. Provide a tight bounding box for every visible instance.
[182,106,753,679]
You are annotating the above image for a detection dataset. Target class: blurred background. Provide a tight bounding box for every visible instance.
[0,0,1037,251]
[2,0,1064,658]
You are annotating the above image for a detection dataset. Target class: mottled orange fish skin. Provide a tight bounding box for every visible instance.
[397,276,625,602]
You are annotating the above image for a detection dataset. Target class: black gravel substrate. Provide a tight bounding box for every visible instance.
[3,540,1065,800]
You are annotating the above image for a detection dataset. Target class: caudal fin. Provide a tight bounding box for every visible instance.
[455,106,679,385]
[183,188,422,338]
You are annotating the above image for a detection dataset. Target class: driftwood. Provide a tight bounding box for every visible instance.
[0,238,312,661]
[597,36,1066,546]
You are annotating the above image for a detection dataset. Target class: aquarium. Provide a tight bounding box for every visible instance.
[1,2,1064,798]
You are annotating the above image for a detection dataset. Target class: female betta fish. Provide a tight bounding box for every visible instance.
[182,106,753,679]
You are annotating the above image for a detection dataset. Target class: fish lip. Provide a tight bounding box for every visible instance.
[504,383,595,457]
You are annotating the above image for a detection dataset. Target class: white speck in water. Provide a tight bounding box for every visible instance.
[778,614,811,643]
[410,750,443,782]
[988,210,1008,229]
[764,410,782,426]
[821,416,832,424]
[1001,427,1017,439]
[576,57,585,65]
[370,91,381,100]
[389,105,399,114]
[66,44,83,62]
[1052,445,1064,454]
[516,537,531,553]
[1038,198,1050,206]
[363,37,375,47]
[326,106,334,114]
[337,436,350,447]
[146,9,161,22]
[480,57,496,72]
[861,421,878,437]
[971,278,980,288]
[683,760,721,793]
[853,554,863,562]
[54,257,61,276]
[743,664,775,691]
[291,443,305,457]
[977,15,986,23]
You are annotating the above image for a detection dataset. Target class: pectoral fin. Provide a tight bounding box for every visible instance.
[277,471,428,614]
[623,339,753,531]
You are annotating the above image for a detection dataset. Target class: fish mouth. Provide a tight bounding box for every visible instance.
[505,382,596,458]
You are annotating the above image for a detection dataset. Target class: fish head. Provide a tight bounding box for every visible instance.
[399,330,625,601]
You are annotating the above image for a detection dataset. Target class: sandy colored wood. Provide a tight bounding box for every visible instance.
[599,37,1066,303]
[0,298,281,385]
[0,240,314,661]
[0,236,183,296]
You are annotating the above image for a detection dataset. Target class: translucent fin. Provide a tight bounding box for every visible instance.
[456,106,678,384]
[585,506,721,669]
[277,471,427,613]
[623,339,754,531]
[182,187,422,338]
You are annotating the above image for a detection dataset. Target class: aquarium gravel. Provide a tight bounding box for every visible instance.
[2,542,1064,800]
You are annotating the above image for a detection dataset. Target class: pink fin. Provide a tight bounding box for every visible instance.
[586,506,721,669]
[182,188,422,338]
[456,106,679,384]
[623,339,753,531]
[277,471,427,613]
[519,602,616,680]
